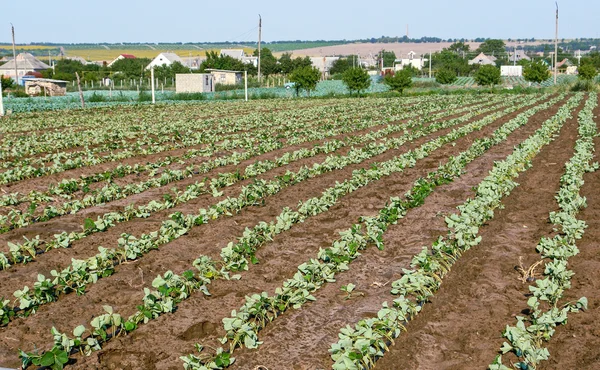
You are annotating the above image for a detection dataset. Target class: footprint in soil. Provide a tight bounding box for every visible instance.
[179,321,219,341]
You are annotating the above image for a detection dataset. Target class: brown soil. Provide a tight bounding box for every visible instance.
[1,94,597,370]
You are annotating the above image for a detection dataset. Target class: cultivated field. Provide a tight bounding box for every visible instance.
[0,93,599,370]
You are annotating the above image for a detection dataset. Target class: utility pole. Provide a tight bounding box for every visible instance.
[429,50,432,78]
[150,67,156,104]
[257,14,262,85]
[0,78,4,117]
[554,2,558,85]
[11,23,18,86]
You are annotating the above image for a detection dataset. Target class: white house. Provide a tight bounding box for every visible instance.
[221,49,258,67]
[146,52,184,70]
[394,51,427,71]
[0,53,50,82]
[107,54,136,67]
[468,52,497,66]
[500,65,523,77]
[310,56,340,78]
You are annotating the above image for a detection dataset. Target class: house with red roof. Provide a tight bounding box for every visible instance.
[107,54,136,67]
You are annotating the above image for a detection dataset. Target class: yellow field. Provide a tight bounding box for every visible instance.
[64,48,255,61]
[0,44,55,50]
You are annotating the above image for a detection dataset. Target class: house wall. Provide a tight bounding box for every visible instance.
[211,71,241,85]
[500,65,523,77]
[176,74,214,93]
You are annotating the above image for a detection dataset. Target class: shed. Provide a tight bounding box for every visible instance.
[176,73,214,93]
[24,78,68,96]
[206,69,242,85]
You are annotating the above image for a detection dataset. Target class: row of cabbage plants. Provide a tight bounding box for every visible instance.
[3,91,522,327]
[327,93,583,369]
[14,94,536,369]
[489,94,598,370]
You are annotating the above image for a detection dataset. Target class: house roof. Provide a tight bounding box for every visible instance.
[469,52,496,65]
[220,49,245,59]
[0,52,50,70]
[156,52,183,63]
[556,59,573,68]
[23,77,68,84]
[205,69,242,73]
[120,54,136,59]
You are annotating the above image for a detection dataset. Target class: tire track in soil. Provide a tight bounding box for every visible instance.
[0,97,503,291]
[366,98,584,370]
[541,100,600,370]
[227,97,573,370]
[0,97,510,367]
[68,97,563,370]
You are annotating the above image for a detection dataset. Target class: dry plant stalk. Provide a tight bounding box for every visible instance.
[516,256,544,283]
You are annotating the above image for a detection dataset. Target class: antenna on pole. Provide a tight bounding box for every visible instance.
[554,2,558,85]
[258,14,262,85]
[11,23,18,86]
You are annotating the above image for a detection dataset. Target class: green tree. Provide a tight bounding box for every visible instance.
[447,41,470,55]
[253,47,279,77]
[381,50,397,68]
[329,58,351,75]
[289,65,321,97]
[278,52,294,75]
[474,64,501,88]
[523,60,550,84]
[383,69,412,94]
[342,67,371,96]
[476,39,506,58]
[578,63,598,81]
[431,50,470,76]
[1,75,15,89]
[292,56,312,71]
[435,68,457,84]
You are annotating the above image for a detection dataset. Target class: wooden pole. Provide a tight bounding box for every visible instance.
[554,2,558,85]
[258,14,262,85]
[244,70,248,101]
[0,79,4,117]
[75,72,85,108]
[150,67,156,104]
[11,24,18,86]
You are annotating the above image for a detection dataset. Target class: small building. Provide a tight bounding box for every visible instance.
[107,54,136,67]
[394,51,428,71]
[0,53,50,81]
[146,52,184,70]
[556,58,574,72]
[24,78,68,96]
[310,56,339,79]
[468,52,497,66]
[500,65,523,77]
[508,51,531,63]
[176,73,214,93]
[206,69,242,85]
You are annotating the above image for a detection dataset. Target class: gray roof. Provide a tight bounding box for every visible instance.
[156,52,183,63]
[0,53,50,70]
[24,78,68,83]
[220,49,245,59]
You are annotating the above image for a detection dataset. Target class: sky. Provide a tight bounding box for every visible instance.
[1,0,599,44]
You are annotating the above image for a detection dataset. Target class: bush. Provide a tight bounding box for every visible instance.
[88,92,107,102]
[341,67,371,96]
[383,70,412,94]
[171,92,206,101]
[474,65,501,88]
[435,69,457,85]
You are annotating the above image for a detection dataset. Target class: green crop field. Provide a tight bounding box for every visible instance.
[0,92,599,370]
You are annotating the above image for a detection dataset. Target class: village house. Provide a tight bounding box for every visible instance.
[146,52,184,69]
[468,52,497,66]
[0,52,50,82]
[394,51,428,71]
[107,54,136,67]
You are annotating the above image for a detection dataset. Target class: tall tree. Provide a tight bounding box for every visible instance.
[523,60,550,84]
[342,67,371,96]
[253,47,279,77]
[381,50,397,68]
[474,64,501,88]
[384,69,412,94]
[289,66,321,97]
[477,39,506,58]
